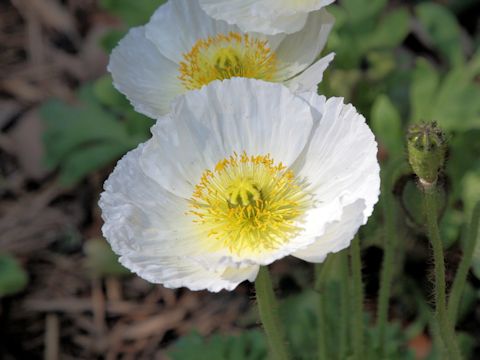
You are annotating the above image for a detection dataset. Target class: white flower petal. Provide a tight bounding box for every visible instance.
[145,0,234,64]
[275,10,334,80]
[119,254,259,292]
[292,199,366,262]
[100,144,259,292]
[100,144,194,254]
[199,0,334,35]
[109,1,333,118]
[108,27,183,119]
[100,80,380,291]
[139,78,314,199]
[286,53,335,93]
[293,95,381,224]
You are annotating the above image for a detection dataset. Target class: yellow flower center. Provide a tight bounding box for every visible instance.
[179,32,278,90]
[189,152,312,256]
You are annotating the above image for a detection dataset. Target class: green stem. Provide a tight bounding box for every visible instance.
[423,187,462,360]
[448,201,480,324]
[255,266,290,360]
[338,250,350,360]
[317,275,328,360]
[376,174,398,355]
[315,262,331,360]
[350,236,364,360]
[314,256,334,292]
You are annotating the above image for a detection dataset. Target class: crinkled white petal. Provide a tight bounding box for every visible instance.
[100,79,380,291]
[107,27,183,119]
[292,94,380,237]
[274,10,334,80]
[139,78,314,199]
[286,53,335,93]
[199,0,335,35]
[292,199,366,262]
[279,94,379,263]
[100,144,259,292]
[119,255,259,292]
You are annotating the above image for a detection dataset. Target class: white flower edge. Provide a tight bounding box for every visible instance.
[199,0,336,35]
[99,78,380,292]
[108,0,334,119]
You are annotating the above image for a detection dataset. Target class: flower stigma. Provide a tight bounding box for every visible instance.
[179,32,278,90]
[189,152,312,255]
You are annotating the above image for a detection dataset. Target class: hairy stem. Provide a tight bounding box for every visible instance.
[350,236,364,360]
[376,171,398,355]
[423,188,462,360]
[255,266,290,360]
[339,250,350,359]
[315,262,331,360]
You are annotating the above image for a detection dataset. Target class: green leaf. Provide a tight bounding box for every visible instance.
[0,254,28,297]
[99,0,166,27]
[169,331,266,360]
[371,95,403,157]
[84,238,131,277]
[40,84,137,185]
[410,59,439,123]
[58,143,129,186]
[410,53,480,131]
[93,75,129,111]
[41,98,129,165]
[329,2,409,69]
[93,75,154,137]
[341,0,388,23]
[431,66,480,131]
[366,51,396,81]
[416,3,463,67]
[365,9,410,50]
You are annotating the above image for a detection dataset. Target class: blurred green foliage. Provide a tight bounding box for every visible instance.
[0,254,28,297]
[328,0,409,69]
[40,81,148,185]
[100,0,165,27]
[169,331,267,360]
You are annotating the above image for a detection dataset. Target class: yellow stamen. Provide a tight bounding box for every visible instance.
[189,152,312,256]
[179,32,278,90]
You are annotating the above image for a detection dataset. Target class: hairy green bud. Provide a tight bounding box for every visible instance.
[407,122,447,186]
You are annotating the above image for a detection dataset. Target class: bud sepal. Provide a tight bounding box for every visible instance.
[407,122,447,186]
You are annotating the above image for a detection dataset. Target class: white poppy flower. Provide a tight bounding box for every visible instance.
[199,0,335,35]
[99,78,380,292]
[108,0,334,119]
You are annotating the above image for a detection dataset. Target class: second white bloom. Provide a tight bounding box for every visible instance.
[108,0,334,119]
[199,0,335,35]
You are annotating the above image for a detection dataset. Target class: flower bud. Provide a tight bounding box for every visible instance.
[407,122,447,186]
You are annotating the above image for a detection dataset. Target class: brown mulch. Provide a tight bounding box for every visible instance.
[0,1,257,358]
